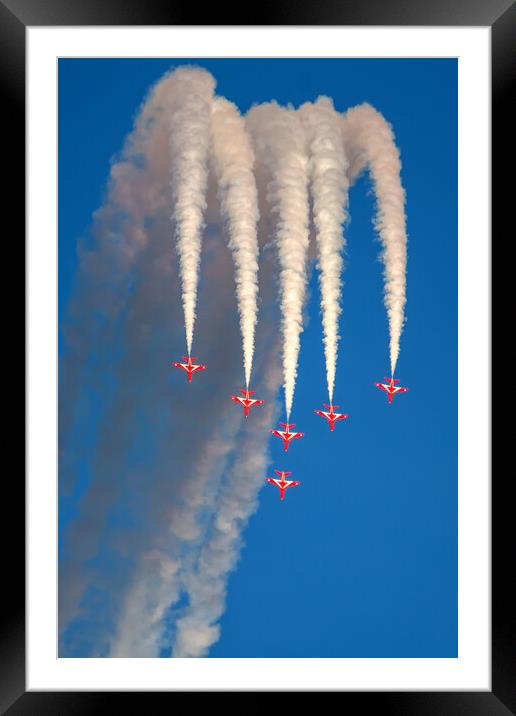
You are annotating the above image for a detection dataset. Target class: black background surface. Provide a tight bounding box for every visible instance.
[6,0,508,711]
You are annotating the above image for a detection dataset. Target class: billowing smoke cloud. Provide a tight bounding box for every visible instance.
[341,103,408,374]
[247,102,310,419]
[108,226,280,658]
[60,68,409,658]
[59,68,247,656]
[168,67,215,355]
[299,97,349,402]
[58,70,183,640]
[210,97,260,388]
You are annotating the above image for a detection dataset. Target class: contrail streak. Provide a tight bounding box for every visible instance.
[109,423,242,657]
[168,67,215,355]
[247,102,310,419]
[173,363,281,657]
[299,97,349,402]
[341,103,408,374]
[210,97,260,388]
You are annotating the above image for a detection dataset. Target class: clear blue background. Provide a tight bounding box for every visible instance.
[59,58,457,657]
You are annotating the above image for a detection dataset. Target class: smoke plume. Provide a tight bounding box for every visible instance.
[341,103,408,374]
[210,97,260,387]
[168,67,215,355]
[299,97,349,402]
[247,102,310,419]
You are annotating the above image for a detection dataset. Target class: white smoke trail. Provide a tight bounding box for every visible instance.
[169,67,215,355]
[173,363,281,657]
[299,97,349,402]
[247,102,310,419]
[210,97,260,388]
[108,549,182,657]
[341,103,408,374]
[109,423,241,657]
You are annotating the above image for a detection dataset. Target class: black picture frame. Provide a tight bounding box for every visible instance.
[7,0,506,711]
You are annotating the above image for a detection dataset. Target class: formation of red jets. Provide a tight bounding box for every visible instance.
[173,355,408,501]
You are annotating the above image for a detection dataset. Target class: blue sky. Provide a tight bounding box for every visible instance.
[59,58,457,657]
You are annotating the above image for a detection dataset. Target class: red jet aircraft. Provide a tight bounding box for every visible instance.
[172,356,207,382]
[374,376,409,404]
[269,422,304,452]
[314,403,349,431]
[230,389,264,417]
[265,470,301,501]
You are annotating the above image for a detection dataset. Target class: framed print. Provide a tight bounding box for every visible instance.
[5,0,509,711]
